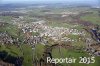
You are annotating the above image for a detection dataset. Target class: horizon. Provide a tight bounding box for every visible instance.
[0,0,99,5]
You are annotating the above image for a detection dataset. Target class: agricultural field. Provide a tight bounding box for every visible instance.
[80,10,100,25]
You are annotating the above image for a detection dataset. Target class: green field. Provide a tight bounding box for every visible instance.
[80,11,100,25]
[52,47,100,66]
[0,44,33,66]
[0,16,12,23]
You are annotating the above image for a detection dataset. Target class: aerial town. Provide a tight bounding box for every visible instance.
[0,1,100,66]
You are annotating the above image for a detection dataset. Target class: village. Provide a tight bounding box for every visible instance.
[0,3,100,66]
[0,14,100,56]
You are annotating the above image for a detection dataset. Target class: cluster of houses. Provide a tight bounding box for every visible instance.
[15,19,100,56]
[18,21,86,42]
[0,32,13,45]
[10,15,86,44]
[0,32,22,45]
[1,14,100,57]
[6,14,87,44]
[40,26,85,41]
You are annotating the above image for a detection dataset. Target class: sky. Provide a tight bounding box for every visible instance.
[0,0,99,5]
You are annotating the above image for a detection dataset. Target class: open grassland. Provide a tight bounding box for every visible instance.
[0,16,12,23]
[0,44,33,66]
[21,44,33,66]
[80,10,100,25]
[52,47,100,66]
